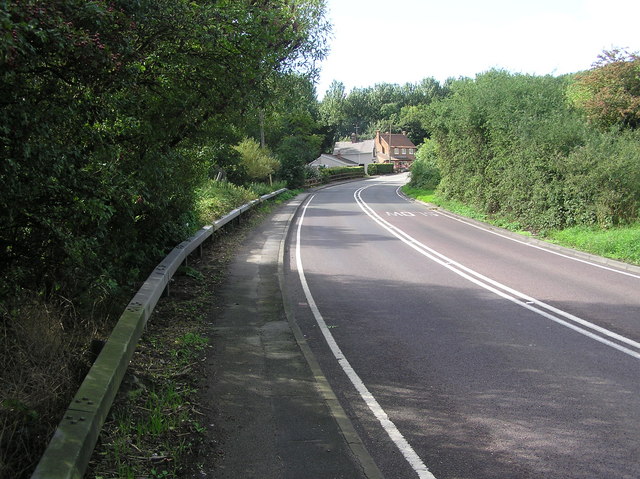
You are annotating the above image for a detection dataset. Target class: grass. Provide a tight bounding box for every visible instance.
[402,185,640,266]
[194,179,289,227]
[194,180,257,226]
[2,179,291,479]
[545,225,640,265]
[402,186,491,223]
[87,186,290,479]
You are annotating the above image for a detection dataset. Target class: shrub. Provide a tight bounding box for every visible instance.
[563,130,640,227]
[322,166,365,177]
[367,163,394,175]
[409,140,441,188]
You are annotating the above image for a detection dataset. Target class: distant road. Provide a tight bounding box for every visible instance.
[284,174,640,479]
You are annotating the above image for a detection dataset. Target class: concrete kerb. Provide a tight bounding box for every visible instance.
[277,190,385,479]
[31,188,288,479]
[402,192,640,276]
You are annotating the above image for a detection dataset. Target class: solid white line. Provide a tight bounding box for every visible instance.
[296,195,436,479]
[360,187,640,351]
[401,189,640,280]
[354,186,640,360]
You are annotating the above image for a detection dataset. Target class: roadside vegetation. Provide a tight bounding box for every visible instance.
[87,196,295,479]
[402,48,640,266]
[2,0,639,475]
[1,0,329,476]
[403,186,640,266]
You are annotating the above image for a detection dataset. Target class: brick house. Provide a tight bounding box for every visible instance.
[374,130,417,171]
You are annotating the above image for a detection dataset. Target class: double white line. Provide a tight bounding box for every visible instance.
[355,185,640,361]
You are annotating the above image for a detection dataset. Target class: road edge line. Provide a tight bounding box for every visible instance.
[277,193,385,479]
[399,190,640,278]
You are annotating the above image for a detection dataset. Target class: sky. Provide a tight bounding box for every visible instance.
[315,0,640,98]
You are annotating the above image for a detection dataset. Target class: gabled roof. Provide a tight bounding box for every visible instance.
[310,153,359,167]
[378,133,416,149]
[333,139,375,156]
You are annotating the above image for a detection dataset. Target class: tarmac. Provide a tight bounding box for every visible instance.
[194,194,383,478]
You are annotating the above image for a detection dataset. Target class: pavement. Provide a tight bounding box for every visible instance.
[194,194,382,479]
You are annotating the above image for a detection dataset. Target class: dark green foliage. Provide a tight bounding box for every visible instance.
[421,69,640,230]
[277,134,322,188]
[409,140,441,188]
[562,130,640,227]
[319,78,448,145]
[1,2,331,476]
[367,163,394,175]
[1,0,330,307]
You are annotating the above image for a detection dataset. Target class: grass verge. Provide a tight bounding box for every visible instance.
[1,181,290,479]
[402,185,640,266]
[87,190,293,478]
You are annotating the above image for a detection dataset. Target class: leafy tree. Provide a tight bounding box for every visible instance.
[398,105,431,143]
[1,2,332,477]
[319,80,347,144]
[568,48,640,129]
[1,0,331,305]
[319,78,448,143]
[233,138,280,182]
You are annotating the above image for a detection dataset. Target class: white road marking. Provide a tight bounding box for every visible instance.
[355,185,640,360]
[400,188,640,280]
[296,195,436,479]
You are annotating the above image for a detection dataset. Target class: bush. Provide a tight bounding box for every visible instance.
[563,130,640,227]
[367,163,394,175]
[321,166,365,177]
[424,70,640,230]
[409,140,441,188]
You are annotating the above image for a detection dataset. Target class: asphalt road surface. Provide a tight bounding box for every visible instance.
[284,174,640,479]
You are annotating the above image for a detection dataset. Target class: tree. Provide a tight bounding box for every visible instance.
[277,134,322,188]
[1,0,332,304]
[568,48,640,129]
[233,138,280,182]
[319,78,448,143]
[319,80,347,144]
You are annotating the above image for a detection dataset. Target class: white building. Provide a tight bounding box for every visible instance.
[310,134,376,171]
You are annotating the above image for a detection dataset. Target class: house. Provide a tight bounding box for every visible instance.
[374,130,416,171]
[310,133,376,171]
[333,134,376,168]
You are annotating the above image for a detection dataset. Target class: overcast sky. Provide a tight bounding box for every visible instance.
[316,0,640,97]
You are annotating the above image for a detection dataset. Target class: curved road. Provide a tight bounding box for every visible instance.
[284,175,640,479]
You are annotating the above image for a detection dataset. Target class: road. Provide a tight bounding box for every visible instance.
[283,174,640,479]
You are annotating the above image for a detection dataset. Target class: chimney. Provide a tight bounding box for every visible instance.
[351,132,358,143]
[402,131,407,136]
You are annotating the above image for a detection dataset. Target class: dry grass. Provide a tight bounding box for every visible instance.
[0,297,100,478]
[1,188,290,479]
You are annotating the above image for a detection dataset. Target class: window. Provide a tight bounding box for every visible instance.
[394,148,399,155]
[402,148,406,155]
[409,148,414,155]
